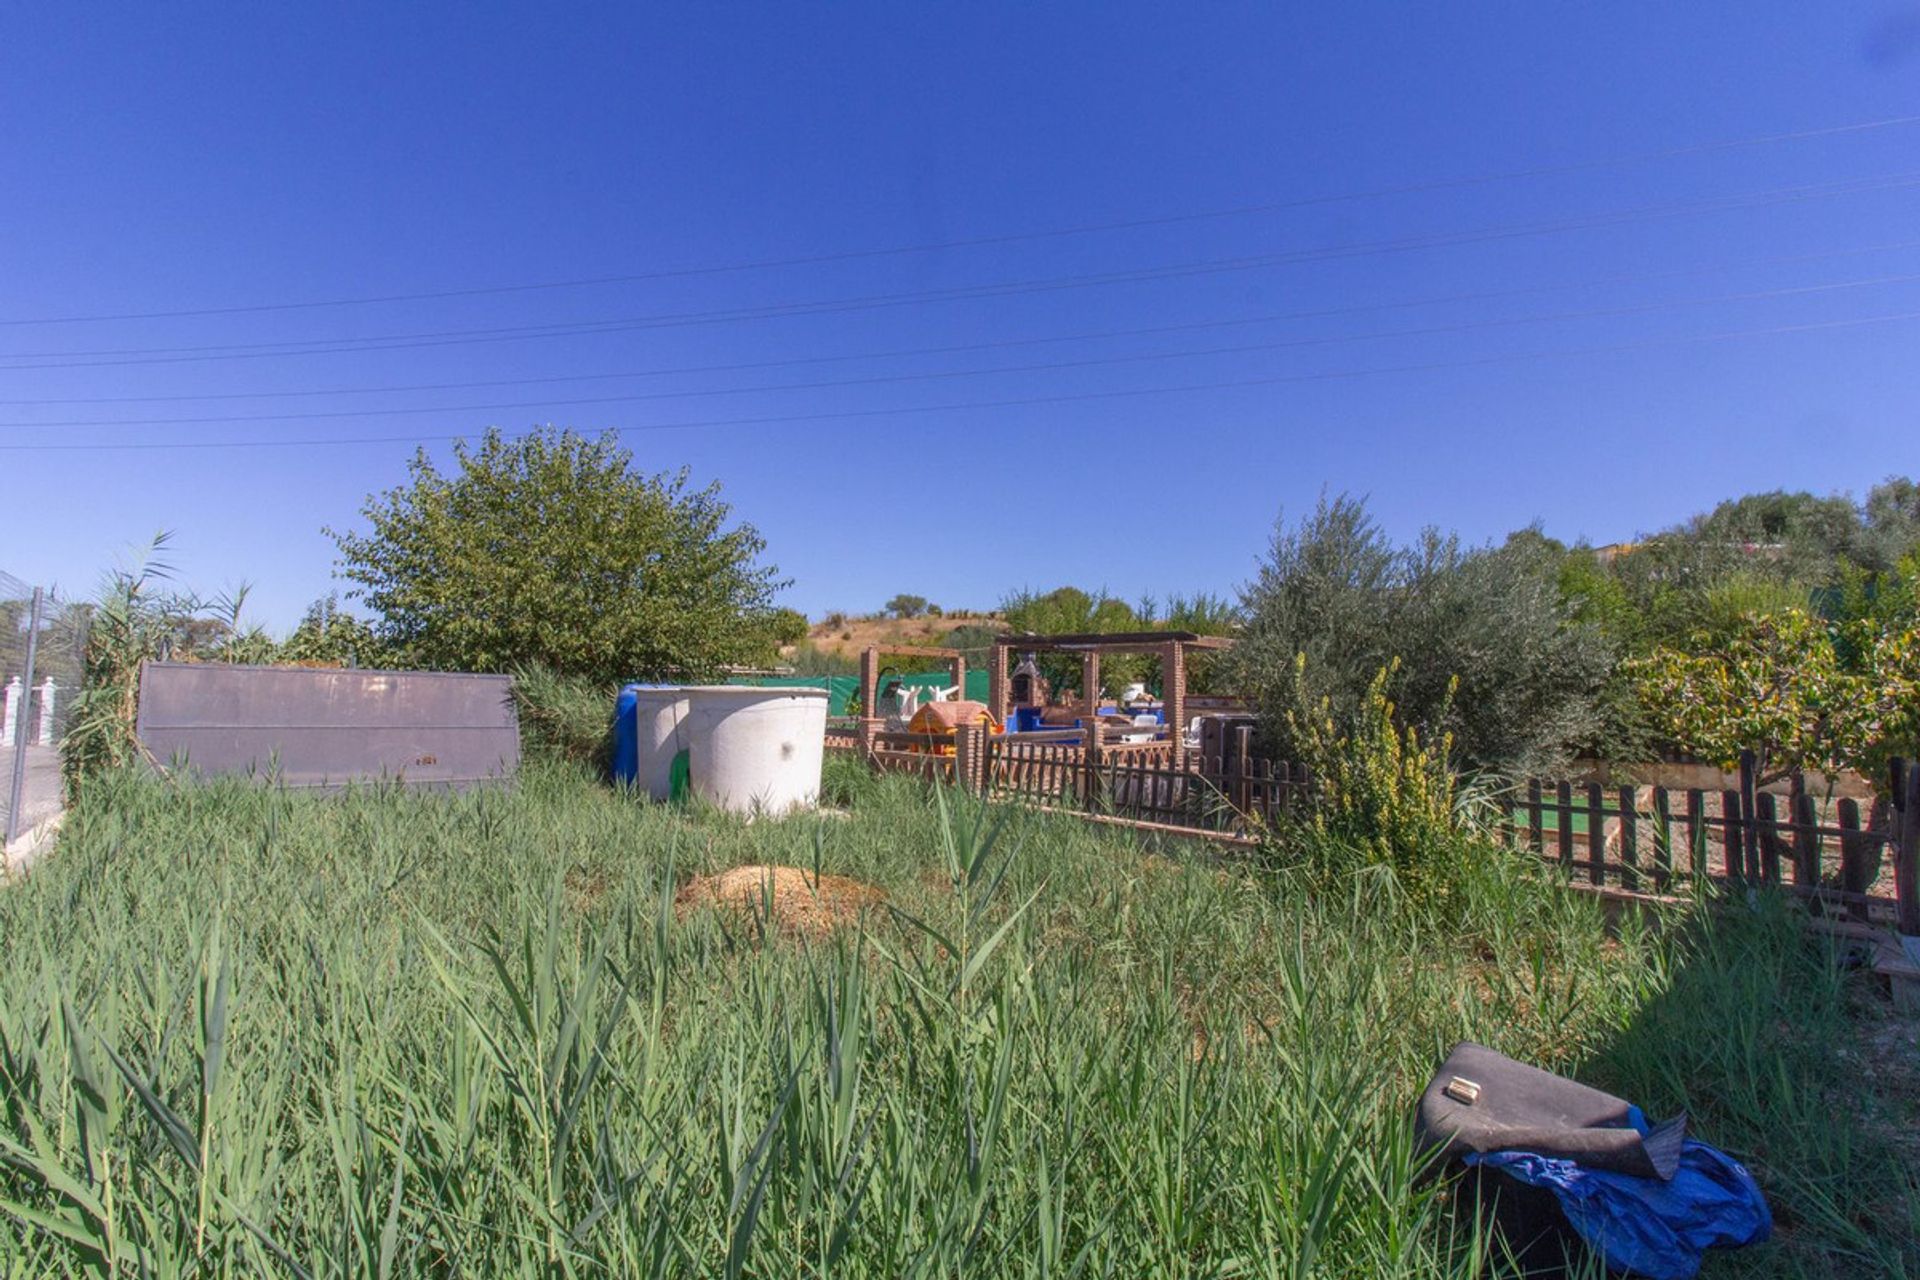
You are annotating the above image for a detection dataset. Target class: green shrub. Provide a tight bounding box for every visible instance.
[1229,495,1609,778]
[1275,660,1488,915]
[62,535,224,800]
[784,641,859,676]
[1000,585,1143,693]
[509,664,615,773]
[274,593,387,668]
[819,751,879,807]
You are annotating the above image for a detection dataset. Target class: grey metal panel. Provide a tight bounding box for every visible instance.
[136,662,520,791]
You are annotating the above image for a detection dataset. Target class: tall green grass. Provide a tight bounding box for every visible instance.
[0,765,1911,1276]
[509,665,617,775]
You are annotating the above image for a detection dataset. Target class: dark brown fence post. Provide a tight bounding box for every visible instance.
[1896,758,1920,937]
[1585,782,1607,886]
[1738,750,1761,883]
[1790,791,1819,889]
[1556,781,1575,870]
[1721,787,1744,884]
[1618,785,1639,890]
[1082,720,1102,813]
[1652,787,1673,887]
[1231,724,1253,815]
[1838,797,1875,895]
[1527,779,1543,855]
[1756,792,1782,885]
[1685,788,1705,878]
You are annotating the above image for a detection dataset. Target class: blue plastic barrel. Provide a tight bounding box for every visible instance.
[613,684,644,785]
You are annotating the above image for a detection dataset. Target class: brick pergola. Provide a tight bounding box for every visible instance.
[987,630,1234,761]
[858,644,968,721]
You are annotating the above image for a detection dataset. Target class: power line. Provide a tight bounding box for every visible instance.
[13,270,1919,429]
[8,236,1918,408]
[7,113,1918,327]
[7,306,1916,453]
[7,168,1920,371]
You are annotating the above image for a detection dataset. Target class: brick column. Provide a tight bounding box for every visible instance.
[859,646,879,722]
[953,723,983,795]
[988,645,1008,725]
[1162,642,1187,767]
[951,655,966,702]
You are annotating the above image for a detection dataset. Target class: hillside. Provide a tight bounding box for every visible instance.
[804,611,1008,657]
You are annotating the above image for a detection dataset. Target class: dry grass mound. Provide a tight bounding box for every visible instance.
[677,864,885,937]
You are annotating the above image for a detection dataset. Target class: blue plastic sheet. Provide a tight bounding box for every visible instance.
[1466,1109,1770,1279]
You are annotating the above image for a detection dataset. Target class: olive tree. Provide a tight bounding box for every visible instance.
[329,428,783,683]
[1227,495,1610,778]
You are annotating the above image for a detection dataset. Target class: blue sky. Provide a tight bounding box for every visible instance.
[3,3,1918,629]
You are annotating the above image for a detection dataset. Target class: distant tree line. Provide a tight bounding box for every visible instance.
[62,422,1920,806]
[1227,479,1920,794]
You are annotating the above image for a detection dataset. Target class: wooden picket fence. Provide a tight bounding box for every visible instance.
[1501,752,1920,932]
[829,720,1920,932]
[828,718,1309,844]
[986,734,1311,839]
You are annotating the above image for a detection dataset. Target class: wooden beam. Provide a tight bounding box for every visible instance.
[867,644,965,659]
[991,630,1235,651]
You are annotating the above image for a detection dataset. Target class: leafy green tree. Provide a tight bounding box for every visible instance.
[1632,609,1920,792]
[329,428,782,683]
[1001,586,1142,697]
[724,606,813,669]
[1147,592,1241,634]
[1002,585,1138,635]
[765,607,810,647]
[1688,489,1865,582]
[1862,476,1920,570]
[884,594,929,619]
[279,593,384,668]
[941,623,1001,669]
[1129,592,1241,694]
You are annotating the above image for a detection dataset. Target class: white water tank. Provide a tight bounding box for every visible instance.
[630,686,692,800]
[677,687,828,815]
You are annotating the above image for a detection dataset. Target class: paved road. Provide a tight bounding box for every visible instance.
[3,743,62,841]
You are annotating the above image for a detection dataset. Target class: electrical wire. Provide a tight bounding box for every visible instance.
[8,236,1919,407]
[8,113,1917,328]
[12,270,1919,429]
[6,305,1915,453]
[7,168,1920,371]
